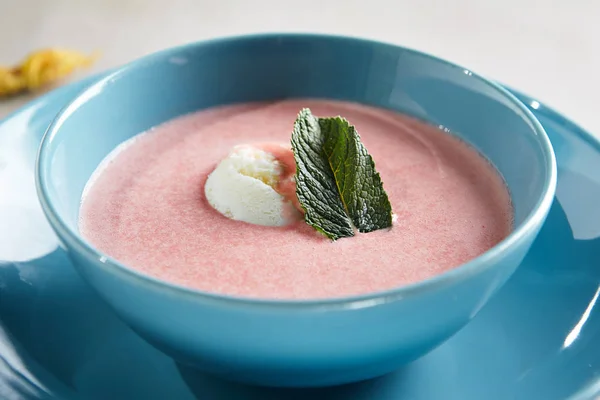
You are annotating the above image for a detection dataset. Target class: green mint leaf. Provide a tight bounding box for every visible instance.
[291,109,355,240]
[320,116,393,234]
[291,108,393,240]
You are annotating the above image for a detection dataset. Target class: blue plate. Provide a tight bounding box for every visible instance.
[1,77,599,400]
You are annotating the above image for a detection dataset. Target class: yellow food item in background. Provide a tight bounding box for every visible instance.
[0,49,97,97]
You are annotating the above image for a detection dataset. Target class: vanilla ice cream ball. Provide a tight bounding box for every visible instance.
[204,144,300,226]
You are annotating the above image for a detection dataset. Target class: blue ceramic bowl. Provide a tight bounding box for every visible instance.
[35,34,556,387]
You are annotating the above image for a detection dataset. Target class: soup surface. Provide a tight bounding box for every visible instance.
[79,100,513,299]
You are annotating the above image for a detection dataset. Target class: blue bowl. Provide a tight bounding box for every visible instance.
[35,34,557,387]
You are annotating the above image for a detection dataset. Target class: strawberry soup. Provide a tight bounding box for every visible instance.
[79,99,513,299]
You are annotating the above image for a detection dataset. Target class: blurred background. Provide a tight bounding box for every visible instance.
[1,0,599,136]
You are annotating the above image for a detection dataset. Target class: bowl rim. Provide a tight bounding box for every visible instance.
[35,32,558,311]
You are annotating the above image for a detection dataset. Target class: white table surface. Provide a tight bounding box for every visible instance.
[1,0,599,137]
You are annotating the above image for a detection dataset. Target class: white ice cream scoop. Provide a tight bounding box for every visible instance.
[204,144,299,226]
